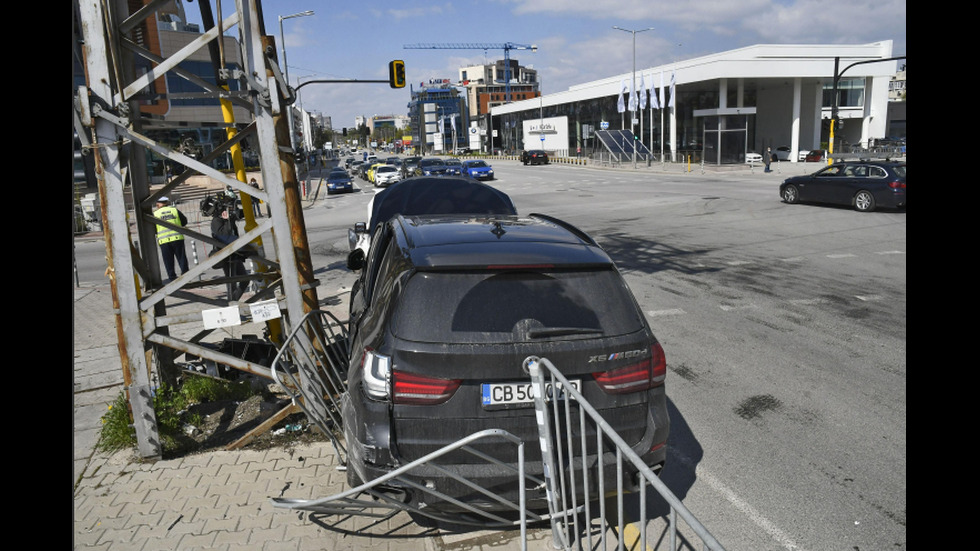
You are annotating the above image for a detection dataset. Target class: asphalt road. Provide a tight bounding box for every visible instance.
[74,158,906,551]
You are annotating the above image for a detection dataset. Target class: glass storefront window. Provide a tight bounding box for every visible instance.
[823,78,865,108]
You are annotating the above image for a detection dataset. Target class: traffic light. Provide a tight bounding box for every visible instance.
[388,60,406,89]
[342,127,348,136]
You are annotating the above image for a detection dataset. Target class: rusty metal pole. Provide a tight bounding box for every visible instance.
[262,35,319,314]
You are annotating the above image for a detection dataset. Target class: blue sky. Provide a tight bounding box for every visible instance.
[187,0,906,130]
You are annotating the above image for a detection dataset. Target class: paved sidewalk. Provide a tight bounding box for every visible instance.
[73,280,552,550]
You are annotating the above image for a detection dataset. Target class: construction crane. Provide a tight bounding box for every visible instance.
[403,42,537,103]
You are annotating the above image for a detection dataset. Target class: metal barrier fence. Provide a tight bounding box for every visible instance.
[526,356,727,551]
[270,309,351,463]
[268,312,726,549]
[273,428,542,550]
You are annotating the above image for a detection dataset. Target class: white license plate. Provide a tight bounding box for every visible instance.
[481,380,580,407]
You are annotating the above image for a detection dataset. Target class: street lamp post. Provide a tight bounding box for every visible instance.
[613,26,654,169]
[278,10,315,154]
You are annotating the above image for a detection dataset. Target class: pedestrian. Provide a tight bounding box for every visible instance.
[764,146,773,173]
[153,196,190,281]
[211,199,249,300]
[249,178,262,217]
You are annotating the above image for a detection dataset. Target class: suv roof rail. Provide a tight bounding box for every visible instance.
[528,213,600,247]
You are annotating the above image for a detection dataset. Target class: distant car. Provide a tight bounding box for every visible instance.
[373,165,401,187]
[444,158,463,176]
[779,161,906,212]
[414,157,448,176]
[327,168,353,194]
[773,146,795,162]
[521,150,549,165]
[804,149,825,162]
[461,159,494,180]
[745,152,763,164]
[401,156,422,178]
[797,150,809,162]
[366,162,388,183]
[357,162,373,180]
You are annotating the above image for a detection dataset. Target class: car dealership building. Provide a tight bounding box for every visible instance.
[489,41,901,164]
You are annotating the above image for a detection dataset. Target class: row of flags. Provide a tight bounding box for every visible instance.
[618,71,675,113]
[437,113,458,134]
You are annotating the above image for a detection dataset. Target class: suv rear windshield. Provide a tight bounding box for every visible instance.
[391,269,645,343]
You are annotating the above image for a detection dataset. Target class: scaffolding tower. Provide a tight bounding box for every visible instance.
[73,0,321,459]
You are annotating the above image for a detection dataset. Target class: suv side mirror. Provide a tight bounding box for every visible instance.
[347,248,365,271]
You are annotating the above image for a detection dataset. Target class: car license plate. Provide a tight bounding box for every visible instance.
[481,380,580,407]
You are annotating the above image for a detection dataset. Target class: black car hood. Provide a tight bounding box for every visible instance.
[369,177,517,235]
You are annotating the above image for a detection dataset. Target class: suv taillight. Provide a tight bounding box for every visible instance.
[593,343,666,394]
[392,371,462,405]
[362,349,390,400]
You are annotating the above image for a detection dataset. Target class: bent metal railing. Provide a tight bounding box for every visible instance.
[272,429,543,551]
[526,355,726,551]
[270,309,351,463]
[268,309,725,550]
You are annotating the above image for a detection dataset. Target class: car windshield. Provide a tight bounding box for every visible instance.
[421,159,445,166]
[893,165,906,178]
[378,166,396,172]
[467,161,488,168]
[391,269,645,344]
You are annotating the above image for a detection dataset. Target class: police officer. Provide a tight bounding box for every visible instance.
[153,196,190,281]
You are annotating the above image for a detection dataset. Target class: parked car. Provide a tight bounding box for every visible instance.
[745,152,763,164]
[773,146,794,162]
[373,165,401,187]
[444,158,463,176]
[326,168,353,194]
[461,159,494,180]
[779,161,906,212]
[347,176,518,261]
[414,157,448,176]
[342,212,669,514]
[804,149,825,162]
[521,150,549,165]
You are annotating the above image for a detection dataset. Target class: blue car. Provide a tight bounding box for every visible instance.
[443,158,463,176]
[413,158,448,176]
[327,168,354,194]
[461,159,494,180]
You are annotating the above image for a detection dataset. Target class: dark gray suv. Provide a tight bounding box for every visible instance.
[342,213,669,514]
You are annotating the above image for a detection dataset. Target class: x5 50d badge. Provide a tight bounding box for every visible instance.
[588,349,646,363]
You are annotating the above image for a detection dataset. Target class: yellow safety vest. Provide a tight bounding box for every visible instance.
[154,206,185,244]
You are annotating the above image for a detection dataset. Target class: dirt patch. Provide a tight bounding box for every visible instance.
[166,381,331,458]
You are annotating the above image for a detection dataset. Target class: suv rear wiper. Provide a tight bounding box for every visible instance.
[527,327,603,338]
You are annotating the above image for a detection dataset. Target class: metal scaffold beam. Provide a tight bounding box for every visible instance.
[73,0,321,458]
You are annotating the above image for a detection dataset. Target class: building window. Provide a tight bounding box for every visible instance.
[823,78,865,108]
[167,60,242,106]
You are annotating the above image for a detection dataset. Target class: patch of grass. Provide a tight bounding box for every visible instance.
[96,376,256,454]
[96,392,137,453]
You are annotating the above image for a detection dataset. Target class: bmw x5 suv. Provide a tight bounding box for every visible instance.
[342,213,669,513]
